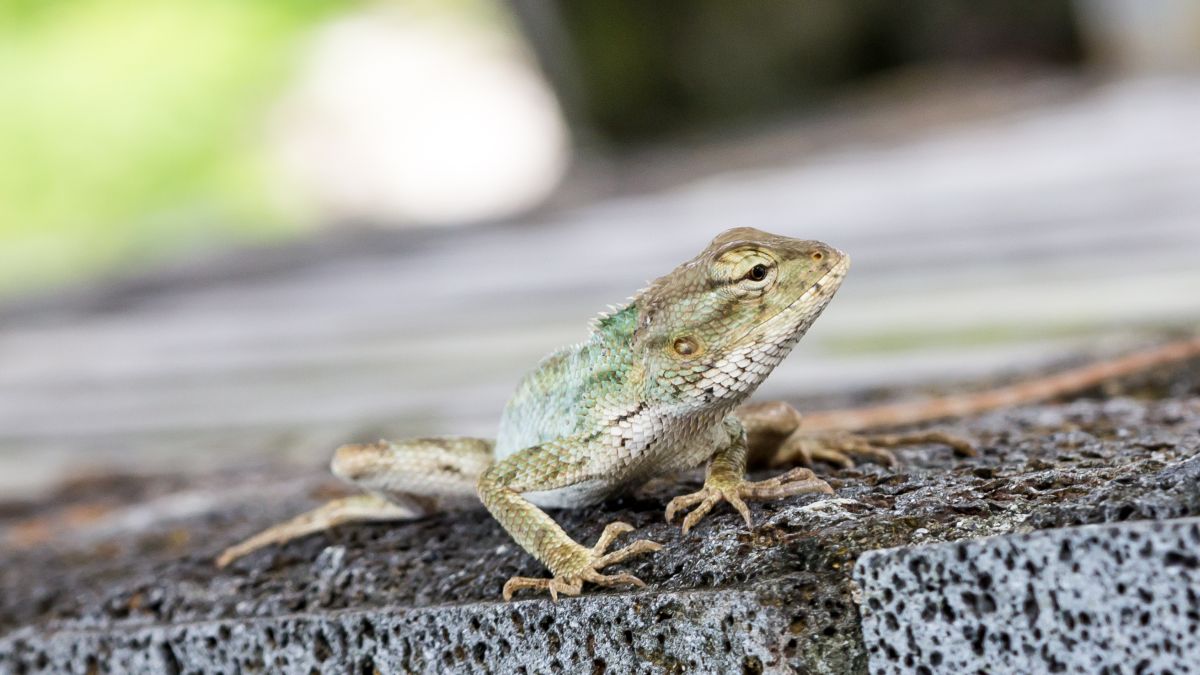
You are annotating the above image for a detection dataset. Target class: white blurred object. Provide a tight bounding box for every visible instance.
[1076,0,1200,71]
[271,7,570,226]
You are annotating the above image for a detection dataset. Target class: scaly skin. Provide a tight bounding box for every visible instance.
[218,228,854,599]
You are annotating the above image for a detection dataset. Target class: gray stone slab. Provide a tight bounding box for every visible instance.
[0,586,797,675]
[856,516,1200,674]
[3,390,1200,674]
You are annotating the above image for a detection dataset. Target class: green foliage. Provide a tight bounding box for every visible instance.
[0,0,345,295]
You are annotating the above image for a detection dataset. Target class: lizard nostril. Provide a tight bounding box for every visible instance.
[811,251,824,261]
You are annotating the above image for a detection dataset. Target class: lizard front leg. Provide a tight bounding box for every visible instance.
[739,400,975,469]
[666,417,833,534]
[477,437,662,601]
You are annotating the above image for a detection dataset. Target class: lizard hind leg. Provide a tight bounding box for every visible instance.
[738,400,975,469]
[216,436,494,568]
[769,429,977,469]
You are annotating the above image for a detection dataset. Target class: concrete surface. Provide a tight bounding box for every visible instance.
[1,355,1198,673]
[857,516,1200,674]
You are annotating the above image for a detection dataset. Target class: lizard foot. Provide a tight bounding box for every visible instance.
[665,468,833,534]
[501,522,662,601]
[768,429,976,469]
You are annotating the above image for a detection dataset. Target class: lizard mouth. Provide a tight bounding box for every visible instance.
[782,257,848,312]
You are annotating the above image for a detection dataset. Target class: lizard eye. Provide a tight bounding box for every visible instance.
[745,264,768,281]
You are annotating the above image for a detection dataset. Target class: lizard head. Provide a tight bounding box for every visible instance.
[634,227,849,406]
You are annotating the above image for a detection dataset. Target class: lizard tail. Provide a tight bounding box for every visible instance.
[801,336,1200,432]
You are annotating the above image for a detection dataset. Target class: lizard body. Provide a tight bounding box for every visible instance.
[219,228,847,598]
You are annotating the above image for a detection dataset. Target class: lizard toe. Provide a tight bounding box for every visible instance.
[770,429,977,469]
[668,486,752,534]
[591,521,636,556]
[502,526,660,601]
[594,538,662,568]
[665,491,709,525]
[667,469,835,534]
[679,492,722,534]
[581,569,647,589]
[862,431,977,457]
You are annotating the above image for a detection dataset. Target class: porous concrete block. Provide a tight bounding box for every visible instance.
[856,516,1200,673]
[4,396,1200,673]
[0,587,799,674]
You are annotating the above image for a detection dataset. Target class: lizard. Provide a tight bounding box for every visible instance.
[216,227,873,599]
[214,227,1200,600]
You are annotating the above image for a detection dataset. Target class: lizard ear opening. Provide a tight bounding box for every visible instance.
[670,335,704,359]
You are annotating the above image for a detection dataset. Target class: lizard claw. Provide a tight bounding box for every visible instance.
[666,468,833,534]
[769,429,976,469]
[501,521,661,601]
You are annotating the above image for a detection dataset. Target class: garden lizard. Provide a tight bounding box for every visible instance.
[215,227,1200,600]
[217,227,882,599]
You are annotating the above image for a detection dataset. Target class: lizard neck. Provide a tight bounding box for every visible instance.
[594,299,802,418]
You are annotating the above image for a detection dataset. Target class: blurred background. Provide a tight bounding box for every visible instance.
[1,0,1198,497]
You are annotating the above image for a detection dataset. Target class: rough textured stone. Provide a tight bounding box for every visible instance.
[1,360,1198,673]
[856,517,1200,674]
[0,587,800,675]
